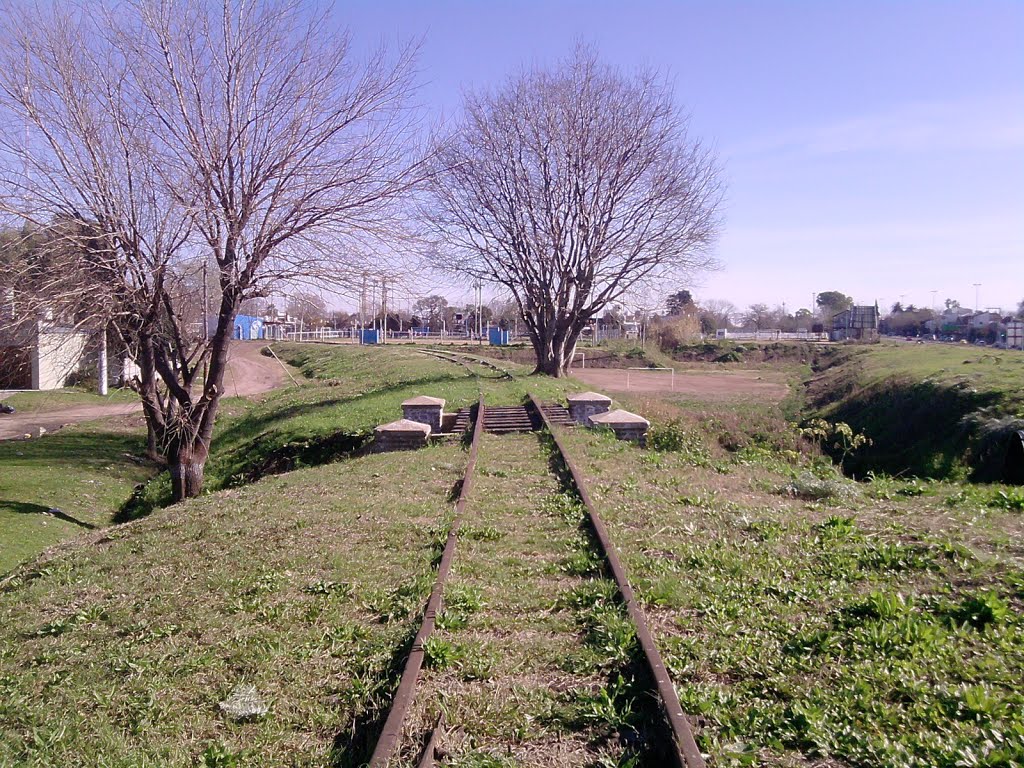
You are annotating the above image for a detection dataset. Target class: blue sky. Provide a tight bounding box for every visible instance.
[342,1,1023,315]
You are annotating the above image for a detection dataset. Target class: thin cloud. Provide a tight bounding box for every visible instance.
[728,93,1024,159]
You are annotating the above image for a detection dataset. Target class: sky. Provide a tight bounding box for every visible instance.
[338,0,1024,315]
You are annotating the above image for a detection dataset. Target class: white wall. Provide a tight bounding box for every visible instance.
[31,325,88,390]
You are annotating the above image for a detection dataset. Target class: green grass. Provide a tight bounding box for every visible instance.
[558,417,1024,768]
[0,345,592,766]
[1,387,137,412]
[2,339,1021,766]
[0,443,468,767]
[124,343,583,518]
[406,433,656,766]
[0,422,155,573]
[808,342,1024,480]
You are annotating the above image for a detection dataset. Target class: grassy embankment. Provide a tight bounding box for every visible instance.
[4,339,1021,766]
[561,395,1023,768]
[535,338,1024,482]
[122,343,581,517]
[0,343,586,766]
[0,423,153,573]
[0,387,144,572]
[807,343,1024,480]
[0,386,153,572]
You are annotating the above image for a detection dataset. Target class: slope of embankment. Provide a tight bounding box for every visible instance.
[807,344,1024,481]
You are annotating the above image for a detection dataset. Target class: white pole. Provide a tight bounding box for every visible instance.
[97,327,108,396]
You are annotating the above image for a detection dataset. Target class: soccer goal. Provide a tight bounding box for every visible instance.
[625,366,675,390]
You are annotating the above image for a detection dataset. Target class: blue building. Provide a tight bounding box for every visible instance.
[233,314,264,340]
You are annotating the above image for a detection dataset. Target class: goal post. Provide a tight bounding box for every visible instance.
[625,366,674,390]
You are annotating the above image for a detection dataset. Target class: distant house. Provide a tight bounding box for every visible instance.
[969,312,1000,329]
[233,314,264,340]
[927,307,973,335]
[830,305,879,341]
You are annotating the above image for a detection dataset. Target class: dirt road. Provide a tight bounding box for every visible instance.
[0,342,291,441]
[571,366,789,401]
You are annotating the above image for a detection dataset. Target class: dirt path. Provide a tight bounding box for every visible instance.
[0,342,291,441]
[571,366,789,401]
[221,341,290,396]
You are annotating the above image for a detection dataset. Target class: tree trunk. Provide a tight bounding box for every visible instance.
[530,325,580,377]
[145,420,160,461]
[163,288,236,502]
[169,439,208,500]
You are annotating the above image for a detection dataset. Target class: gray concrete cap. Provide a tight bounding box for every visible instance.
[589,409,650,427]
[566,391,612,403]
[401,395,446,407]
[375,418,432,435]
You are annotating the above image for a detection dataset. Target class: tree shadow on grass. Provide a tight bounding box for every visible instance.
[0,429,147,470]
[0,499,97,529]
[212,372,469,450]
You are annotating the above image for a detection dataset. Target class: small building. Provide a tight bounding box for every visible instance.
[830,305,879,342]
[233,314,264,340]
[488,327,510,346]
[969,312,1000,330]
[0,319,136,391]
[1,320,89,390]
[1007,321,1024,350]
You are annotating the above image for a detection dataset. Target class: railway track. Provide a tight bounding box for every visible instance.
[367,352,705,767]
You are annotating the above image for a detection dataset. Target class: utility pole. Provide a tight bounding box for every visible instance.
[97,324,108,396]
[360,272,367,343]
[381,277,387,344]
[973,283,981,313]
[202,260,209,383]
[477,282,483,345]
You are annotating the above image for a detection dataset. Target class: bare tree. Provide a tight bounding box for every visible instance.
[287,291,328,327]
[0,0,422,500]
[741,303,777,330]
[423,45,722,376]
[698,298,736,333]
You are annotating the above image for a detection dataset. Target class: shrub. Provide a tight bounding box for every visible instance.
[780,471,858,502]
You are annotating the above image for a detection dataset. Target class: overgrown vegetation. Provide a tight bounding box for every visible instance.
[807,343,1024,481]
[118,345,485,519]
[3,340,1021,766]
[404,434,654,766]
[563,416,1024,767]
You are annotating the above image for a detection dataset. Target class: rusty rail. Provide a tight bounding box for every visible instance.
[367,396,485,768]
[529,394,707,768]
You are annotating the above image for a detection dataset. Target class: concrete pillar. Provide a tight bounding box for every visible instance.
[566,391,612,425]
[589,409,651,445]
[401,396,445,433]
[97,328,108,396]
[373,418,431,452]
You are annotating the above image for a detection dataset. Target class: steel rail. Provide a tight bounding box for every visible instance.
[367,396,486,768]
[529,394,707,768]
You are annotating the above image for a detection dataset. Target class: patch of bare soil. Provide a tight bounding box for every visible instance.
[571,367,789,401]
